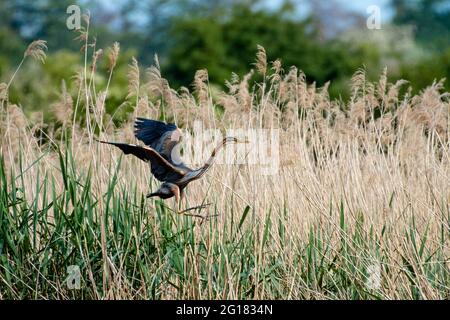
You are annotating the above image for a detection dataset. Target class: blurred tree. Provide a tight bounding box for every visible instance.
[392,0,450,51]
[3,0,78,49]
[310,0,366,40]
[1,0,448,117]
[164,1,376,98]
[0,0,26,67]
[391,0,450,92]
[165,16,227,86]
[399,47,450,92]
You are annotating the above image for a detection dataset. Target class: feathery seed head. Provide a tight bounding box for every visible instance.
[24,40,47,63]
[255,44,267,76]
[108,42,120,71]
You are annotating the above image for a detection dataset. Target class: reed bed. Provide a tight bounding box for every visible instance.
[0,38,448,300]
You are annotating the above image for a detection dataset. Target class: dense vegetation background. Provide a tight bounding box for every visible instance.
[0,0,449,122]
[0,0,448,300]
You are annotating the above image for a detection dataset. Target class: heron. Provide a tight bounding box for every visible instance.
[97,117,245,215]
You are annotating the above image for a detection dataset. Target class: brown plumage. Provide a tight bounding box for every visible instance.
[97,117,243,213]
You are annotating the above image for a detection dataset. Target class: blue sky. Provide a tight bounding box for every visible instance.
[275,0,394,19]
[97,0,393,16]
[336,0,393,17]
[94,0,395,29]
[338,0,391,11]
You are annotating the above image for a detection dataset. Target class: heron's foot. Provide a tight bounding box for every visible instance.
[182,212,219,225]
[179,203,211,214]
[199,212,219,224]
[177,203,217,224]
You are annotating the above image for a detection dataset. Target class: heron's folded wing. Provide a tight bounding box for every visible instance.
[98,140,185,182]
[134,118,183,164]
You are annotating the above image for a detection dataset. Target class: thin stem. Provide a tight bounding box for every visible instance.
[2,57,25,110]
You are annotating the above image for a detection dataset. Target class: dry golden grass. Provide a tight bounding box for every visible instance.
[0,37,448,300]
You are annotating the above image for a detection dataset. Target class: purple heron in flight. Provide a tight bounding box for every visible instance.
[97,118,244,214]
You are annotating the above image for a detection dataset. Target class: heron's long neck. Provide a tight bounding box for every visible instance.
[194,139,232,179]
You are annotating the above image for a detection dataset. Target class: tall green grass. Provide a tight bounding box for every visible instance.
[1,147,448,299]
[0,36,448,300]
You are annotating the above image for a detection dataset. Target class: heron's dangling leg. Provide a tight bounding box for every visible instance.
[172,184,181,214]
[177,188,211,214]
[180,188,186,212]
[154,184,210,218]
[179,203,211,214]
[165,184,198,215]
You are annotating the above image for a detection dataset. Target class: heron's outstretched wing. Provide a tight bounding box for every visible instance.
[134,118,184,166]
[97,140,186,182]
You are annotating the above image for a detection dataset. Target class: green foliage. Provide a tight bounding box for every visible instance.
[0,0,449,119]
[164,4,378,98]
[165,16,228,87]
[4,47,137,125]
[399,47,450,93]
[393,0,450,51]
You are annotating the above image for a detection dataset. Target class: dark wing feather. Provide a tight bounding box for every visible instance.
[98,140,186,182]
[134,118,184,165]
